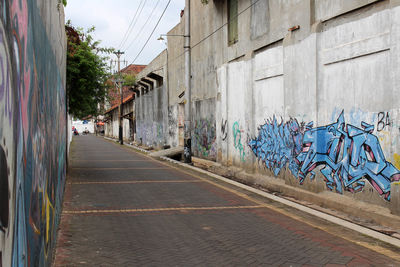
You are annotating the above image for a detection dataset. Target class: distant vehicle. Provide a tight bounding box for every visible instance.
[73,128,79,135]
[83,127,89,135]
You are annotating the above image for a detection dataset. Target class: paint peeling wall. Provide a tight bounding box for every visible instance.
[0,0,67,266]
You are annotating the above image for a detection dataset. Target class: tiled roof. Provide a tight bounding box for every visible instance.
[120,64,147,75]
[108,86,135,107]
[105,93,135,114]
[106,64,146,108]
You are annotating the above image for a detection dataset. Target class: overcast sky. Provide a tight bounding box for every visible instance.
[65,0,185,69]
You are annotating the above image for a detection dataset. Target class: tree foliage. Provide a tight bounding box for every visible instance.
[57,0,67,11]
[122,73,136,87]
[66,21,113,119]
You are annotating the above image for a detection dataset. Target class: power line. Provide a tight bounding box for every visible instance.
[134,0,261,75]
[118,0,143,48]
[121,0,147,49]
[130,0,171,65]
[192,0,261,50]
[118,0,147,49]
[124,0,161,51]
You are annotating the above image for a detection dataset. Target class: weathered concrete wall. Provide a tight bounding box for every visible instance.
[166,24,184,106]
[211,0,400,213]
[136,85,168,147]
[0,0,67,266]
[135,50,169,148]
[123,100,134,141]
[192,98,217,160]
[104,109,117,138]
[137,0,400,212]
[104,101,134,141]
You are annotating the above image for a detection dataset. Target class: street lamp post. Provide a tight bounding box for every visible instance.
[157,1,191,163]
[114,50,124,145]
[183,0,192,163]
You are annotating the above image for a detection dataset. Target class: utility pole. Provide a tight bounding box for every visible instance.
[114,49,125,145]
[183,0,192,163]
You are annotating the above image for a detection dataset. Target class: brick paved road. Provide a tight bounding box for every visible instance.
[54,135,400,266]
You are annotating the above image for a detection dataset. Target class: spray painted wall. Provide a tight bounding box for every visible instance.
[215,3,400,211]
[192,98,217,160]
[136,85,168,148]
[134,0,400,212]
[0,0,66,266]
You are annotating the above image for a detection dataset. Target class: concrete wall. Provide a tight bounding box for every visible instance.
[135,50,169,148]
[104,100,134,141]
[136,85,168,147]
[136,0,400,212]
[0,0,67,266]
[123,100,134,141]
[210,0,400,212]
[68,115,73,154]
[105,109,119,139]
[166,23,185,148]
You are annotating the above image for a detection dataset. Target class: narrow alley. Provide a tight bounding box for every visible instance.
[54,136,400,266]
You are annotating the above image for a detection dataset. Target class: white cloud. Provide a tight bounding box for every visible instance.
[65,0,185,65]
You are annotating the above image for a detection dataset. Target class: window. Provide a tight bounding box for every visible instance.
[228,0,238,45]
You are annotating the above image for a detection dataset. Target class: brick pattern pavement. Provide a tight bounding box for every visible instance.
[54,136,400,266]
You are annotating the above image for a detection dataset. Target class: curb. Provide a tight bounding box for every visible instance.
[103,137,150,154]
[159,155,400,249]
[103,136,400,248]
[123,143,150,154]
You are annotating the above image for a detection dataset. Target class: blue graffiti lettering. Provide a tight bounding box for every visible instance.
[249,111,400,201]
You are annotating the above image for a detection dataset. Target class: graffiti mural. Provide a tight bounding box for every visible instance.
[136,120,165,147]
[221,119,228,141]
[249,111,400,201]
[232,121,246,162]
[0,1,66,266]
[193,118,216,158]
[248,116,306,176]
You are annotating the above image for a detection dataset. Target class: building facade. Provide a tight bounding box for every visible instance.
[134,0,400,214]
[104,64,146,142]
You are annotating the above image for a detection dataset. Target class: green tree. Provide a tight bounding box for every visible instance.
[122,73,136,87]
[66,21,113,119]
[58,0,67,11]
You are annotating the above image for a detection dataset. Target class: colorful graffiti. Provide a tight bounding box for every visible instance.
[136,120,165,147]
[193,118,216,158]
[249,111,400,201]
[221,119,228,141]
[0,1,66,266]
[233,121,246,162]
[248,116,305,176]
[393,153,400,170]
